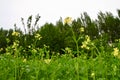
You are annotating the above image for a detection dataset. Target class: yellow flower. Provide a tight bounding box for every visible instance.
[85,35,91,42]
[64,17,72,25]
[91,72,95,77]
[81,41,88,49]
[35,33,42,40]
[113,48,119,57]
[80,27,84,32]
[28,45,31,48]
[12,31,20,36]
[12,41,19,49]
[44,59,51,64]
[81,43,87,48]
[81,43,89,50]
[23,59,27,62]
[81,35,91,50]
[65,47,72,53]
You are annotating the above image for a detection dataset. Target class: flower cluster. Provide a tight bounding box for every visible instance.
[80,27,84,32]
[35,33,42,40]
[44,59,51,64]
[112,47,120,58]
[65,47,72,54]
[12,40,19,49]
[23,58,27,63]
[64,17,72,25]
[81,35,91,50]
[12,31,20,36]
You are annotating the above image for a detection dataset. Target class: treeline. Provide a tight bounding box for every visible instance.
[0,10,120,55]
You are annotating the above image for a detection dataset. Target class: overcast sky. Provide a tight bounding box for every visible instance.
[0,0,120,30]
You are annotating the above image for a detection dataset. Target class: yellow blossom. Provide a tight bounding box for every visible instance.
[44,59,51,64]
[23,59,27,62]
[65,47,72,53]
[81,43,87,48]
[35,33,42,40]
[64,17,72,25]
[113,48,119,57]
[85,35,91,42]
[81,43,89,50]
[12,31,20,36]
[12,41,19,49]
[81,35,91,50]
[28,45,31,48]
[91,72,95,77]
[81,41,89,49]
[80,27,84,32]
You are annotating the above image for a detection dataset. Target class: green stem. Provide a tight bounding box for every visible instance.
[76,41,79,56]
[71,28,80,56]
[94,45,100,56]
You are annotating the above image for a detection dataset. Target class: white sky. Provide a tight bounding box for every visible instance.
[0,0,120,30]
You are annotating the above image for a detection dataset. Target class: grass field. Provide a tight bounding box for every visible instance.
[0,45,120,80]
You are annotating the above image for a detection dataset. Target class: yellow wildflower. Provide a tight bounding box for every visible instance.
[35,33,42,40]
[81,40,90,50]
[12,41,19,49]
[64,17,72,25]
[81,43,87,48]
[44,59,51,64]
[85,35,91,42]
[91,72,95,77]
[28,45,31,48]
[80,27,84,32]
[12,31,20,36]
[23,59,27,62]
[65,47,72,53]
[81,35,91,50]
[113,48,119,57]
[81,44,89,50]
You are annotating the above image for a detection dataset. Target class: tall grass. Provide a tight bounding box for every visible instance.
[0,29,120,80]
